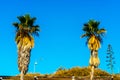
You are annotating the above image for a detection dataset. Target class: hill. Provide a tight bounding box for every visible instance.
[1,67,120,80]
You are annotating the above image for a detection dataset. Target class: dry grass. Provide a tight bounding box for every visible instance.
[2,76,119,80]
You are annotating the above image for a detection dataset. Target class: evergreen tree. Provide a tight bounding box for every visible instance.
[106,44,115,76]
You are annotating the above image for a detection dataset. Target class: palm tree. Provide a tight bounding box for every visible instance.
[13,14,40,80]
[81,20,106,80]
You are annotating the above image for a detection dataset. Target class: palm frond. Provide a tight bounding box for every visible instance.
[81,33,89,38]
[97,28,106,34]
[83,23,90,32]
[90,20,100,29]
[86,37,91,45]
[97,35,103,43]
[24,14,30,21]
[27,17,36,26]
[17,16,26,23]
[30,25,40,36]
[13,22,19,30]
[32,32,39,37]
[15,31,20,40]
[30,36,34,47]
[13,22,19,27]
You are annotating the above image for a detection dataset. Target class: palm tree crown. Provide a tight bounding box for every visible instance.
[81,20,106,50]
[13,14,40,45]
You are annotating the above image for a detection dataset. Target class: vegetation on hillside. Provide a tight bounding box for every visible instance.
[4,67,120,80]
[53,67,110,77]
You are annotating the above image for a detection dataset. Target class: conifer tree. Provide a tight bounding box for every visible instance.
[106,44,115,79]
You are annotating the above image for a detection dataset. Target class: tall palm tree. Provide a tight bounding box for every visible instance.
[81,20,106,80]
[13,14,40,80]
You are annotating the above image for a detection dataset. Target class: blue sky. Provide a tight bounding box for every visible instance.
[0,0,120,75]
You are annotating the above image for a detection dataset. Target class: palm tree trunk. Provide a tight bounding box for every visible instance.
[90,50,95,80]
[20,70,24,80]
[18,45,31,77]
[90,66,94,80]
